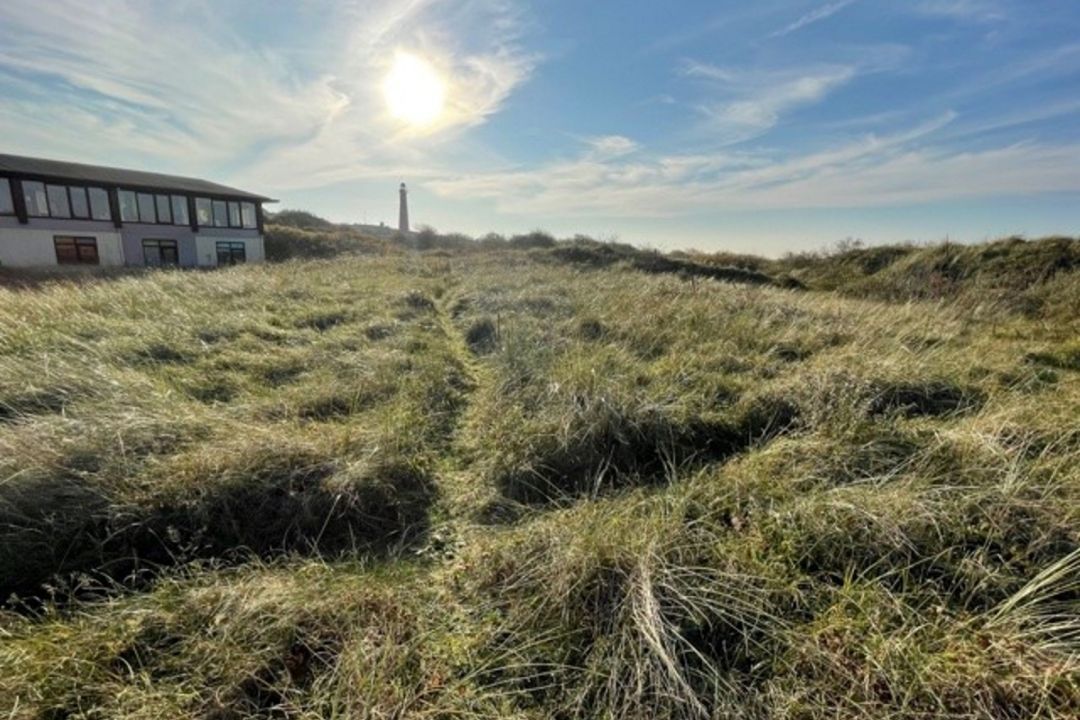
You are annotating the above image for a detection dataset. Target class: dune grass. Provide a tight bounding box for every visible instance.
[0,259,468,599]
[1,243,1078,719]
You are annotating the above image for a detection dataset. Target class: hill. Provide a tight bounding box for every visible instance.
[697,235,1079,318]
[262,209,395,261]
[1,240,1078,719]
[262,213,1079,319]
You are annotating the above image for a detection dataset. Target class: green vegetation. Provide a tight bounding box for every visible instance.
[262,224,390,261]
[2,237,1078,718]
[739,235,1079,315]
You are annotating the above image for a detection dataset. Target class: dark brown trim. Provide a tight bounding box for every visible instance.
[188,195,199,232]
[108,188,123,228]
[0,168,271,203]
[0,170,276,231]
[54,235,100,265]
[11,178,29,224]
[0,177,13,218]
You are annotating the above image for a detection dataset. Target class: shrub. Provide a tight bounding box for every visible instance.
[263,224,390,261]
[509,230,557,249]
[465,317,499,354]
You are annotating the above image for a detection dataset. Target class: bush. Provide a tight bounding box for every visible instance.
[263,224,390,261]
[266,209,335,230]
[509,230,557,249]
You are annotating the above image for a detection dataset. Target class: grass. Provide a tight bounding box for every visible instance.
[1,239,1078,719]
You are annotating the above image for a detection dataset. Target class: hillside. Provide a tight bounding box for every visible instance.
[262,212,1079,318]
[1,241,1078,719]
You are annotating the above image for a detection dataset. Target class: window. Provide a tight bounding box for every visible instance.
[8,182,109,220]
[212,200,228,228]
[118,190,139,222]
[137,193,156,223]
[69,187,90,219]
[227,201,241,228]
[54,236,99,265]
[196,198,213,226]
[240,202,257,229]
[216,241,246,266]
[155,195,172,224]
[46,185,71,218]
[171,195,189,226]
[0,179,13,215]
[88,187,111,221]
[142,238,178,267]
[24,181,49,217]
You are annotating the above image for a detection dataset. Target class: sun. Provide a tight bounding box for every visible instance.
[383,52,446,127]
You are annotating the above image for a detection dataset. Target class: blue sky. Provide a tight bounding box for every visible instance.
[1,0,1078,254]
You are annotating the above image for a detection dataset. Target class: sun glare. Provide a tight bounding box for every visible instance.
[383,52,446,127]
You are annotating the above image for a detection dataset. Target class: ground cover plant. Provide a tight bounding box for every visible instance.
[1,238,1078,719]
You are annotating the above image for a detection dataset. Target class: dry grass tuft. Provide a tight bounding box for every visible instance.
[1,241,1077,718]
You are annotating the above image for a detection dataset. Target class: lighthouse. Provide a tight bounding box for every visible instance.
[398,182,410,233]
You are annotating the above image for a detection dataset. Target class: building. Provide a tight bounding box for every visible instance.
[0,153,275,268]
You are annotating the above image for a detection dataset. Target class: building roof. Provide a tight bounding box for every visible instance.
[0,153,276,202]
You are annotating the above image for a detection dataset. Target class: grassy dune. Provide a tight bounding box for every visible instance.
[1,241,1078,719]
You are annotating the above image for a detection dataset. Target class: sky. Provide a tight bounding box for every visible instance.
[1,0,1078,255]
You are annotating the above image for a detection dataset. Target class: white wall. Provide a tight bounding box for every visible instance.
[246,235,266,263]
[0,227,125,267]
[194,235,265,267]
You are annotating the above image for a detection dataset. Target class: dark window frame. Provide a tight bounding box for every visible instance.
[142,238,179,267]
[54,236,100,265]
[195,197,213,227]
[154,194,172,225]
[171,195,189,226]
[46,184,72,219]
[23,180,50,217]
[227,201,242,228]
[212,199,228,228]
[118,189,139,222]
[68,186,90,219]
[136,192,157,223]
[240,201,257,229]
[8,176,261,228]
[215,240,246,266]
[0,177,16,215]
[12,182,113,222]
[88,187,112,221]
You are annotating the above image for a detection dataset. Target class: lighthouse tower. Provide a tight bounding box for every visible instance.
[398,182,410,233]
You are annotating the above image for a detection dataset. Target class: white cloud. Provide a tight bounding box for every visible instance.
[683,62,857,143]
[0,0,537,191]
[913,0,1006,22]
[680,61,740,83]
[584,135,640,159]
[427,111,1080,217]
[769,0,860,39]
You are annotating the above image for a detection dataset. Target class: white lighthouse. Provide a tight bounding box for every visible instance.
[398,182,410,233]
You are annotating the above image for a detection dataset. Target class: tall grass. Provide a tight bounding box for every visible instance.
[1,243,1077,718]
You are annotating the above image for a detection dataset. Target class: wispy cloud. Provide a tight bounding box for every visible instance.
[683,61,857,143]
[769,0,860,39]
[913,0,1007,22]
[428,110,1080,217]
[0,0,1074,246]
[0,0,537,191]
[584,135,640,159]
